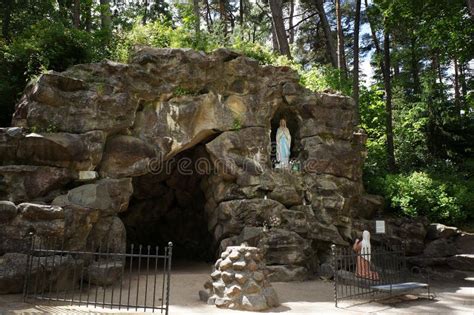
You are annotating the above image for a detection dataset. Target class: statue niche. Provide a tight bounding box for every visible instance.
[270,108,301,169]
[276,118,291,168]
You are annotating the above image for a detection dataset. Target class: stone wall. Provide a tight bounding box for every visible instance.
[0,48,375,283]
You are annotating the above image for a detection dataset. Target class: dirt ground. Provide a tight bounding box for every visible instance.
[1,262,473,314]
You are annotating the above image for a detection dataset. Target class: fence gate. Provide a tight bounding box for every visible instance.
[23,235,173,314]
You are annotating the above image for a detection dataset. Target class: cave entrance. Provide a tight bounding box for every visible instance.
[120,144,214,262]
[270,107,301,168]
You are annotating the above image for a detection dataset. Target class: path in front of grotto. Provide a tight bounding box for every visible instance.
[0,262,472,314]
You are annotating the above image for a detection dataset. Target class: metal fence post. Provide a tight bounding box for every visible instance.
[331,244,337,307]
[165,242,173,315]
[23,232,35,302]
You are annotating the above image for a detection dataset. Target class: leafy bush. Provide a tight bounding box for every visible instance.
[300,66,351,95]
[377,171,471,225]
[0,20,105,125]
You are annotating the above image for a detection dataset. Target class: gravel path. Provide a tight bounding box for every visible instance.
[1,262,473,314]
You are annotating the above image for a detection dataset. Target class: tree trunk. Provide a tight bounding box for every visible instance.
[219,0,227,36]
[314,0,337,67]
[335,0,347,77]
[269,0,291,58]
[72,0,81,28]
[142,0,148,25]
[435,52,443,84]
[204,0,213,31]
[352,0,361,125]
[383,28,396,172]
[84,0,92,32]
[100,0,112,32]
[288,0,295,44]
[193,0,201,34]
[460,63,467,102]
[453,57,461,108]
[271,22,280,53]
[365,0,382,55]
[410,36,421,95]
[2,0,12,41]
[239,0,244,27]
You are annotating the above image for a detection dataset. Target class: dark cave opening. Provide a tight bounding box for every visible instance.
[120,144,214,262]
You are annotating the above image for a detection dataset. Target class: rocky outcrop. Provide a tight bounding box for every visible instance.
[1,48,371,286]
[353,219,474,280]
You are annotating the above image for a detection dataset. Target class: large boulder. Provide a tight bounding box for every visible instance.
[87,216,126,253]
[13,70,139,134]
[15,131,106,170]
[99,135,156,178]
[0,165,77,203]
[210,199,286,240]
[63,204,100,250]
[258,229,311,267]
[424,238,457,258]
[455,233,474,255]
[206,128,271,180]
[426,223,459,240]
[0,127,25,165]
[0,201,17,223]
[64,178,133,214]
[301,135,364,181]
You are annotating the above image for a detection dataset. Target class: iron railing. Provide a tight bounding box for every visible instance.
[23,235,173,313]
[331,244,431,307]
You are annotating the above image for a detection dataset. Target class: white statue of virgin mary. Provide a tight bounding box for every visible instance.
[276,118,291,168]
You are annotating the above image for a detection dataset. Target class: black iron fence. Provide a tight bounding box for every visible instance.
[331,244,431,307]
[23,235,173,313]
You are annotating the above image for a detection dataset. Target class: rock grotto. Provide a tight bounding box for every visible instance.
[2,48,470,292]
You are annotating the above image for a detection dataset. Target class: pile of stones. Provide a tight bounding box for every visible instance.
[202,244,280,311]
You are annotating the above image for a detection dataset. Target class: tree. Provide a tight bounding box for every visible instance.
[352,0,361,124]
[269,0,291,58]
[219,0,228,35]
[314,0,337,67]
[72,0,81,28]
[84,0,92,31]
[288,0,295,44]
[383,26,396,172]
[99,0,112,33]
[335,0,347,77]
[2,0,13,41]
[193,0,201,34]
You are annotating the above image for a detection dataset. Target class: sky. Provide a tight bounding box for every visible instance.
[359,23,375,87]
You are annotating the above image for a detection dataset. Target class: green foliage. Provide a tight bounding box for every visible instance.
[361,77,474,226]
[271,56,352,95]
[232,117,242,130]
[0,20,105,125]
[173,86,195,97]
[375,171,471,225]
[111,15,275,65]
[303,66,351,95]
